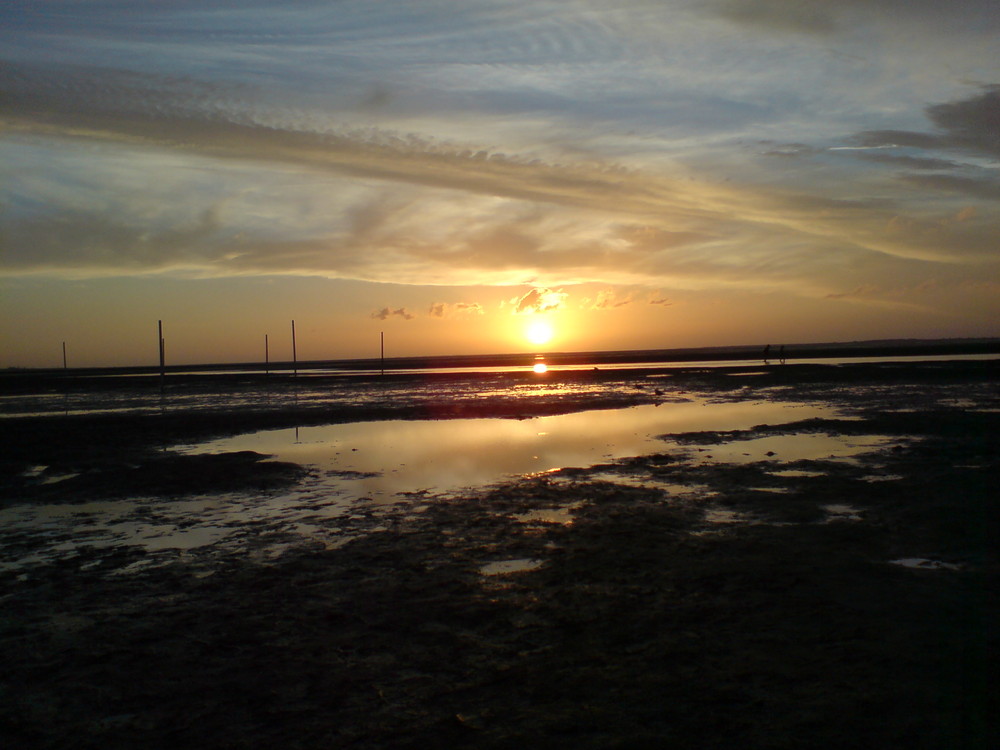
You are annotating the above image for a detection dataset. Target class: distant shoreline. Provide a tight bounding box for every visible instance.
[4,337,999,382]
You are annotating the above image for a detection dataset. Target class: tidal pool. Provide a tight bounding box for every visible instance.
[182,399,835,499]
[3,398,854,572]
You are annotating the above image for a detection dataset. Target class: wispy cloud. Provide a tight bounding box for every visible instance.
[714,0,836,35]
[584,290,633,309]
[510,288,567,315]
[899,174,1000,202]
[712,0,999,37]
[6,63,995,289]
[428,302,484,318]
[855,153,959,170]
[371,307,414,321]
[851,87,1000,159]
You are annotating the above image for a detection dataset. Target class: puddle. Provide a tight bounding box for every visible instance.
[822,504,863,521]
[684,434,893,465]
[550,471,713,497]
[38,473,81,485]
[0,482,398,573]
[889,558,962,571]
[182,401,835,500]
[514,503,583,525]
[703,508,750,524]
[480,558,545,576]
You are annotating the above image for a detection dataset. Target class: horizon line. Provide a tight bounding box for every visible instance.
[4,337,999,378]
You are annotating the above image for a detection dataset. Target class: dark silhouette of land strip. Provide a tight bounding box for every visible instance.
[4,337,998,383]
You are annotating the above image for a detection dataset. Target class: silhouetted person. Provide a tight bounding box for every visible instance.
[763,344,771,364]
[778,345,786,365]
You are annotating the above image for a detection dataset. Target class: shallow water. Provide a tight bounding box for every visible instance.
[181,400,834,498]
[0,372,624,418]
[5,354,995,420]
[889,558,962,571]
[480,558,545,576]
[2,397,888,573]
[683,433,894,465]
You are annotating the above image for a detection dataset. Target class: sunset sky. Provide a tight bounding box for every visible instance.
[2,1,999,367]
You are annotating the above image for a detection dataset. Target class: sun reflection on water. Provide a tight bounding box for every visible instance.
[3,399,871,572]
[184,400,838,500]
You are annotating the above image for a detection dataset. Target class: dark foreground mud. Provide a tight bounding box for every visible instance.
[0,362,997,749]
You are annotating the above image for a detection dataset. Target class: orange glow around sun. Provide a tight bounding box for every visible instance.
[525,319,554,346]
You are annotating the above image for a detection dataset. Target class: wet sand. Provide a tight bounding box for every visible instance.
[1,361,997,749]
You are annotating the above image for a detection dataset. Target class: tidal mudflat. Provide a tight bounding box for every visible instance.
[0,361,996,749]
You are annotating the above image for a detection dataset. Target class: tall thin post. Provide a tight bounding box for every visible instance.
[265,334,269,376]
[62,341,67,369]
[291,319,297,377]
[380,331,384,375]
[158,320,165,392]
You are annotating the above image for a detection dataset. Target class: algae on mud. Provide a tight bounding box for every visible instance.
[0,360,996,749]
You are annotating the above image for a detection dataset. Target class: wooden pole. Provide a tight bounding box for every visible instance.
[291,320,297,377]
[62,341,67,369]
[158,320,165,392]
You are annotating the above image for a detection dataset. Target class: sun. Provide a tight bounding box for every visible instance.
[525,320,554,346]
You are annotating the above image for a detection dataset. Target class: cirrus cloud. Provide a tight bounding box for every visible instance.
[0,1,997,342]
